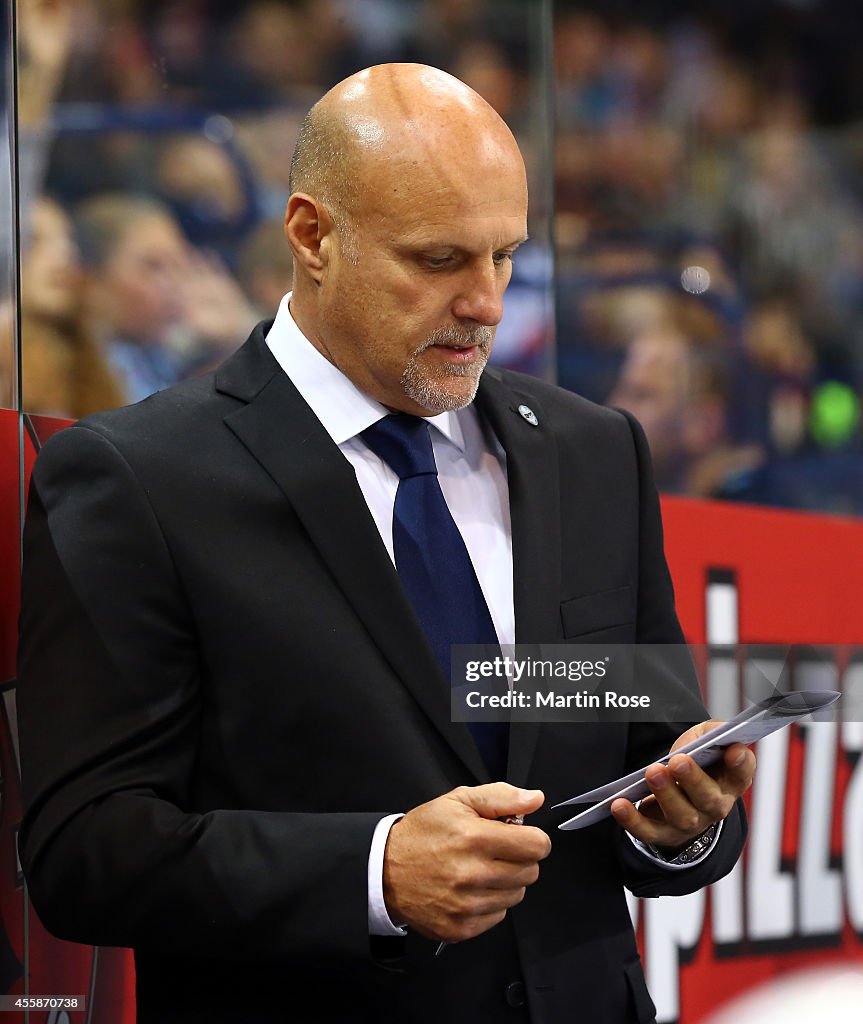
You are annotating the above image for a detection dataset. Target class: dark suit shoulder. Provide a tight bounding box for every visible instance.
[38,322,281,468]
[31,375,224,491]
[79,371,225,441]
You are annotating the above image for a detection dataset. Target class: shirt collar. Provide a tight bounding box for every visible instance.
[264,292,466,451]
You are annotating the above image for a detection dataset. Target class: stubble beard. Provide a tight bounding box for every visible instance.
[400,324,494,414]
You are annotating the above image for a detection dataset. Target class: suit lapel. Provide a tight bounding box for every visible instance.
[475,371,562,644]
[216,328,488,782]
[475,370,563,785]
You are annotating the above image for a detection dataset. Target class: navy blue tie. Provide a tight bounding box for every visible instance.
[361,414,508,777]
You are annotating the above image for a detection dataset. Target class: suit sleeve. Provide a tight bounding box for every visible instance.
[17,423,383,963]
[613,409,748,898]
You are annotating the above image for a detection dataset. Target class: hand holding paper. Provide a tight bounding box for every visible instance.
[611,721,754,853]
[554,690,840,850]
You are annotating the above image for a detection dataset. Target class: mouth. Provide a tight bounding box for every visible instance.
[427,328,491,351]
[429,342,482,363]
[402,332,492,410]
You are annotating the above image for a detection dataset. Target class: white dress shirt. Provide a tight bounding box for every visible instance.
[264,293,717,937]
[265,294,514,646]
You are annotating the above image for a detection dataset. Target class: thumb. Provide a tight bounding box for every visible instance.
[670,719,723,753]
[451,782,545,820]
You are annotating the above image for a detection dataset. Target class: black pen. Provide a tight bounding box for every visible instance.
[435,814,525,956]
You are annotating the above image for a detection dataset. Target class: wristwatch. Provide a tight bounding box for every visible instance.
[646,822,719,865]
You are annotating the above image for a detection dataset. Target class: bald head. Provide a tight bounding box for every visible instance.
[288,63,525,252]
[284,63,528,416]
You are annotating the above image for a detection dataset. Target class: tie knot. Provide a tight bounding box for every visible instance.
[361,414,438,480]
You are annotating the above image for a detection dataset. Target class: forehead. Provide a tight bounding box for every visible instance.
[352,127,528,244]
[116,216,187,256]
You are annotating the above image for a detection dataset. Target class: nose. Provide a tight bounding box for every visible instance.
[451,259,505,326]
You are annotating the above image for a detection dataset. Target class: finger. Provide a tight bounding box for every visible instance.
[669,720,724,754]
[452,782,545,820]
[450,879,531,923]
[609,765,708,846]
[610,798,662,844]
[645,763,717,834]
[462,858,541,892]
[484,883,530,911]
[433,861,531,928]
[719,744,756,792]
[610,796,696,848]
[667,756,737,821]
[671,746,755,801]
[438,908,508,945]
[475,821,551,864]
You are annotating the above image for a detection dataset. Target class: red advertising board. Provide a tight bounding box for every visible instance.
[2,415,135,1023]
[642,496,863,1022]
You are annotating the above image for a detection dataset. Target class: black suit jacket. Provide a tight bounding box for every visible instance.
[17,324,745,1023]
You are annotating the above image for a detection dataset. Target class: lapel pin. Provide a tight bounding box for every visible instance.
[517,404,539,427]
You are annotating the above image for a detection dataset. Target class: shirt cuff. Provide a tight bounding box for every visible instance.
[628,819,724,871]
[368,813,408,936]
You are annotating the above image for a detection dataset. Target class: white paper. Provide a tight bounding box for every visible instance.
[554,690,840,831]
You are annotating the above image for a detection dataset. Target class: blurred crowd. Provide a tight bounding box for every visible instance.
[2,0,863,515]
[554,1,863,513]
[2,0,550,417]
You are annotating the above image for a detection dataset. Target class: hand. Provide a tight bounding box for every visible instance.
[17,0,75,127]
[179,250,258,351]
[610,721,756,853]
[18,0,74,77]
[383,783,550,944]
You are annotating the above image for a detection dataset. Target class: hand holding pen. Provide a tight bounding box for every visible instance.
[436,812,526,956]
[382,783,550,952]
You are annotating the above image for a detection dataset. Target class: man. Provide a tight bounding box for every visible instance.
[18,65,753,1023]
[608,323,765,498]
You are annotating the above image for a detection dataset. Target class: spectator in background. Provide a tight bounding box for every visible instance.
[608,319,764,500]
[0,0,82,411]
[403,0,491,71]
[234,107,304,220]
[236,219,294,319]
[725,119,863,376]
[7,0,860,515]
[220,0,338,106]
[154,133,257,270]
[75,193,257,402]
[75,194,190,402]
[19,196,127,418]
[175,245,259,376]
[451,40,524,125]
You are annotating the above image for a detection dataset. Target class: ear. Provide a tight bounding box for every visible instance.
[284,193,333,285]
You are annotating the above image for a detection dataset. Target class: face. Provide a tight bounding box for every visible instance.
[608,333,690,473]
[22,199,81,321]
[310,141,528,416]
[96,215,189,344]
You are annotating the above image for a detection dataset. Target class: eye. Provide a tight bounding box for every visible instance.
[493,251,515,266]
[423,255,453,270]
